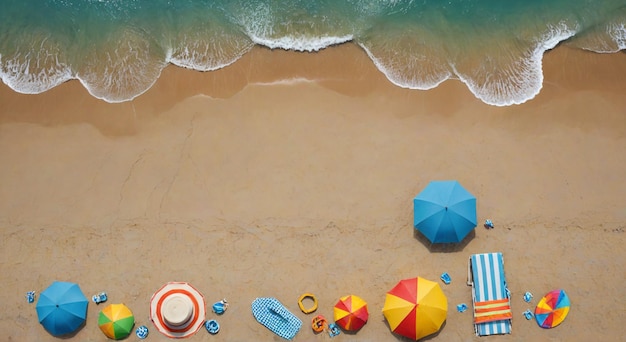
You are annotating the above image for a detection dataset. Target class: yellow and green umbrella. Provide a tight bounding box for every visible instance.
[382,277,447,340]
[99,303,135,340]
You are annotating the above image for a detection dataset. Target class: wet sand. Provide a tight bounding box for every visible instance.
[1,43,625,341]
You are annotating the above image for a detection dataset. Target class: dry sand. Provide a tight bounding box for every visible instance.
[1,43,625,341]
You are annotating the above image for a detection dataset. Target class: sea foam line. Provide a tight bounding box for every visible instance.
[166,47,247,72]
[0,51,74,95]
[250,77,315,86]
[457,22,578,106]
[605,22,626,52]
[358,42,451,91]
[0,23,602,107]
[358,22,578,107]
[248,34,354,52]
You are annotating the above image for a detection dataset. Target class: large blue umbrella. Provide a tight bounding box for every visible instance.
[413,180,477,243]
[36,281,89,336]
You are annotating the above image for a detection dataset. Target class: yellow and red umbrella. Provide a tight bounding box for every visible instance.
[382,277,447,340]
[333,295,368,331]
[535,289,570,329]
[98,303,135,340]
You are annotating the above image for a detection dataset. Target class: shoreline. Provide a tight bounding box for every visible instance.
[1,43,625,341]
[2,43,625,117]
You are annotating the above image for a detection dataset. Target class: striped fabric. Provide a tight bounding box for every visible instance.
[473,298,512,323]
[468,252,512,336]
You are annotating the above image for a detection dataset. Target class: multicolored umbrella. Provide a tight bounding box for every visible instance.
[535,289,570,329]
[150,282,206,338]
[414,180,477,243]
[36,281,89,336]
[382,277,448,340]
[333,295,368,331]
[99,303,135,340]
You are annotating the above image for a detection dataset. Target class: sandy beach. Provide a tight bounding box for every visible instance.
[1,43,625,341]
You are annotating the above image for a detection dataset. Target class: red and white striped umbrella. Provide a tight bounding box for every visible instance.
[150,282,206,338]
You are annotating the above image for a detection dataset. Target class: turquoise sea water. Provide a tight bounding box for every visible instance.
[1,0,625,106]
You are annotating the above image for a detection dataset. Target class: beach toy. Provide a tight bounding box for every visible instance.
[205,320,220,334]
[311,315,327,333]
[327,323,341,337]
[523,309,534,320]
[484,219,494,229]
[298,293,318,314]
[524,291,533,303]
[456,303,468,313]
[535,289,570,329]
[252,297,302,340]
[440,272,451,285]
[92,292,108,304]
[26,291,36,303]
[212,299,229,315]
[135,325,149,339]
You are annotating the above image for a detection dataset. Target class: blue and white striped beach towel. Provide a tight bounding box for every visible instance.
[468,252,512,336]
[252,297,302,340]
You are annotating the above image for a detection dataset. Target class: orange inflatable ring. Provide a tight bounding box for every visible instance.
[311,315,327,333]
[298,293,318,314]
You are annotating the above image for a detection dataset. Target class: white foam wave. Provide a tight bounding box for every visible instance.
[76,29,167,103]
[606,22,626,52]
[454,22,578,106]
[249,34,353,52]
[250,77,315,86]
[572,21,626,53]
[234,1,354,52]
[167,31,254,71]
[168,45,252,72]
[0,40,73,94]
[358,42,451,90]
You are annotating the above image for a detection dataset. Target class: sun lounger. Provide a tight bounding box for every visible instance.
[467,252,512,336]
